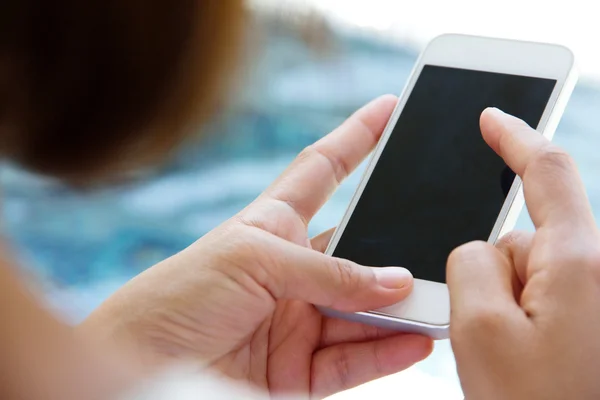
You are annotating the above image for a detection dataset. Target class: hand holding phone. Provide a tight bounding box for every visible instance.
[448,108,600,399]
[83,96,433,399]
[321,34,577,339]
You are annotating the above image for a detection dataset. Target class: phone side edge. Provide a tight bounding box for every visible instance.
[317,307,450,340]
[324,46,431,257]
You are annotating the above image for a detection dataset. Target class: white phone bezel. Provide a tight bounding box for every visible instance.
[321,34,577,340]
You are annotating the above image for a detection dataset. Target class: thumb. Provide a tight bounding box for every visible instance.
[446,241,526,331]
[257,234,413,312]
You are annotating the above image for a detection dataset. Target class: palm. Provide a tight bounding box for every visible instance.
[206,208,329,394]
[207,208,331,395]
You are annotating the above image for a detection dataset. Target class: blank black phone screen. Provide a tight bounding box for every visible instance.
[332,65,556,283]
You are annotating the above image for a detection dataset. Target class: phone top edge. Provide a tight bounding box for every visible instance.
[429,33,576,62]
[423,34,575,80]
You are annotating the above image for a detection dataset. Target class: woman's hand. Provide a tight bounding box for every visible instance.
[448,108,600,399]
[81,96,433,399]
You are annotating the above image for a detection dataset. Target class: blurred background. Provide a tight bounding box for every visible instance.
[2,0,600,399]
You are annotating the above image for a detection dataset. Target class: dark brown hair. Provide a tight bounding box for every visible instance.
[0,0,244,183]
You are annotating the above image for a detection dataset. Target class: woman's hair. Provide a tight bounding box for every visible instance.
[0,0,244,182]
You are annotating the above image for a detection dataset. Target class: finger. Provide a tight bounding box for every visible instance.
[248,229,413,311]
[259,95,397,226]
[311,334,433,398]
[495,230,534,285]
[310,227,336,253]
[447,241,527,328]
[480,108,595,233]
[319,317,400,348]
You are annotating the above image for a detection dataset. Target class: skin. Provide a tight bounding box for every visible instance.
[79,95,433,399]
[448,108,600,399]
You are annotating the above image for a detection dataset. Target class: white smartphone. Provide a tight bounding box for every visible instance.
[321,34,577,340]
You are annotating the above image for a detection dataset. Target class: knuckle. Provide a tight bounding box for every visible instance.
[297,144,315,163]
[370,341,386,376]
[496,231,522,248]
[330,258,364,290]
[218,227,283,298]
[332,345,353,390]
[298,143,347,185]
[527,146,575,178]
[495,231,529,256]
[448,241,489,269]
[361,323,384,341]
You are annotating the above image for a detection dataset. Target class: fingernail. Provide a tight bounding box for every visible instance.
[373,267,413,289]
